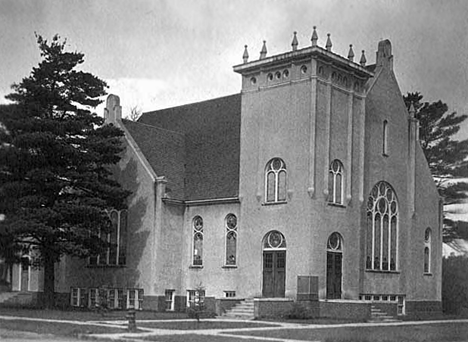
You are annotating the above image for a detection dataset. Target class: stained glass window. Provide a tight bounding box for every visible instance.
[193,216,203,266]
[225,214,238,266]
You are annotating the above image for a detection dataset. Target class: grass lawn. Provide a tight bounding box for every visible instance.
[0,319,128,337]
[136,320,279,330]
[230,321,468,342]
[137,334,267,342]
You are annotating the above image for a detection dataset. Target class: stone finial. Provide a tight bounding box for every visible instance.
[243,45,249,64]
[360,50,367,66]
[409,102,416,118]
[348,44,355,61]
[105,94,122,123]
[326,33,332,51]
[311,26,318,47]
[260,40,267,59]
[292,31,298,51]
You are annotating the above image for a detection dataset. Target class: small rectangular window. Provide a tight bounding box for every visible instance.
[165,289,175,311]
[224,291,236,298]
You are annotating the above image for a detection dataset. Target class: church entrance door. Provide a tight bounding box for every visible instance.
[326,233,343,299]
[262,231,286,298]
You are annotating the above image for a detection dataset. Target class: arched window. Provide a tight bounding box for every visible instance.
[328,160,344,205]
[366,181,398,271]
[89,209,127,266]
[265,158,287,203]
[225,214,238,266]
[383,120,388,155]
[193,216,204,266]
[424,228,431,273]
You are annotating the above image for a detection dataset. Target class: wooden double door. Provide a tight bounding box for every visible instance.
[262,250,286,298]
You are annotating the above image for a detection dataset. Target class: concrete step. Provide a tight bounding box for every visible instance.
[222,299,255,320]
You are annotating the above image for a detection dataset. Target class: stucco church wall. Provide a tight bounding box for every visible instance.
[55,137,158,296]
[181,203,241,299]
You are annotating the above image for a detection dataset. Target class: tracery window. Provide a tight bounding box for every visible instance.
[265,158,287,203]
[366,182,398,271]
[225,214,238,266]
[424,228,432,273]
[192,216,204,266]
[89,209,127,266]
[328,160,344,205]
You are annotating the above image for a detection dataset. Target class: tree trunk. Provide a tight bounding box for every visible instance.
[43,250,55,309]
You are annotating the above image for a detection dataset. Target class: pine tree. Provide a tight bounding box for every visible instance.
[0,34,130,308]
[404,92,468,241]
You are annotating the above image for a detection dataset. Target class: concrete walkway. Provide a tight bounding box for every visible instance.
[2,315,468,342]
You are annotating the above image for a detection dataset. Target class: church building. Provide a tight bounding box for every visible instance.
[6,28,443,318]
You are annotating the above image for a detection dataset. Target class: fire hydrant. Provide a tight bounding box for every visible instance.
[126,305,137,332]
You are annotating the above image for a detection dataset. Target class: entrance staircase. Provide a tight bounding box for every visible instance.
[369,304,400,323]
[0,292,35,306]
[221,298,255,320]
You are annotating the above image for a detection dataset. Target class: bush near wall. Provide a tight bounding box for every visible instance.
[442,255,468,314]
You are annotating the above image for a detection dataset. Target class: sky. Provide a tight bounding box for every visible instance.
[1,0,468,138]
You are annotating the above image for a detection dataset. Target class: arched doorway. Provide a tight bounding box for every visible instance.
[262,231,286,298]
[326,232,343,299]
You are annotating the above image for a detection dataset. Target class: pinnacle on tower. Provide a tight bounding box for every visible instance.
[292,31,298,51]
[409,102,416,118]
[360,50,367,66]
[243,45,249,64]
[326,33,332,51]
[260,40,267,59]
[348,44,355,61]
[311,26,318,47]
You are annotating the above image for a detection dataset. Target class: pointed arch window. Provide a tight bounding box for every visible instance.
[89,209,127,266]
[192,216,204,266]
[225,214,238,266]
[383,120,389,156]
[366,181,398,271]
[424,228,432,274]
[328,160,344,205]
[265,158,287,203]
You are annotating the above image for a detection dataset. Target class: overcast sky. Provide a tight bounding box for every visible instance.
[1,0,468,138]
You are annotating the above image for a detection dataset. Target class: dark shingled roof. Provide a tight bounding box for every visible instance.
[135,93,241,201]
[123,119,186,199]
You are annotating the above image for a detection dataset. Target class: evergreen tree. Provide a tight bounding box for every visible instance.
[404,92,468,240]
[0,34,130,308]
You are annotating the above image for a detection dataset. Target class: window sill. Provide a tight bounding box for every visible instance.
[87,265,126,268]
[382,153,389,157]
[365,269,400,274]
[327,202,346,208]
[222,265,237,269]
[189,265,203,269]
[262,201,287,206]
[424,272,433,276]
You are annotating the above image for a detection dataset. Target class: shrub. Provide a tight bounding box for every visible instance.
[442,255,468,314]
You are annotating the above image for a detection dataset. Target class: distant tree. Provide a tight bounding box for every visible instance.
[126,106,142,121]
[404,92,468,240]
[0,34,130,308]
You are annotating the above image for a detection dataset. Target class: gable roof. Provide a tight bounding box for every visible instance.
[135,93,241,201]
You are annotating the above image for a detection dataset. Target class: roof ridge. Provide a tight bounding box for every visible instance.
[141,93,240,116]
[122,118,185,137]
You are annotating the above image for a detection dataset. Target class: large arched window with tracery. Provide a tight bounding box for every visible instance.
[265,158,287,203]
[366,181,399,271]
